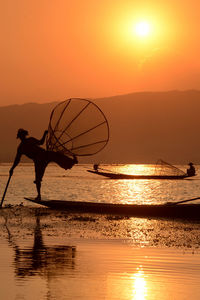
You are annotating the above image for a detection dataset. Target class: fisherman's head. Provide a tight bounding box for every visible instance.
[17,128,28,139]
[189,162,193,166]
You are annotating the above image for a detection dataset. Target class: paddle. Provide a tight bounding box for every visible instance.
[165,196,200,206]
[0,174,12,208]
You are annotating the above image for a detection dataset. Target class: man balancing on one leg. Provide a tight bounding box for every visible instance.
[9,129,78,200]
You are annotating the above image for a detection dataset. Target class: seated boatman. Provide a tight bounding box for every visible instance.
[93,163,99,172]
[9,129,78,200]
[187,162,196,177]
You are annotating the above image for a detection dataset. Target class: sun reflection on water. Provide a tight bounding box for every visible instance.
[111,164,155,175]
[96,164,181,205]
[132,268,147,300]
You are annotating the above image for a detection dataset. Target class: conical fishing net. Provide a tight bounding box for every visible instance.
[46,98,109,156]
[154,159,186,176]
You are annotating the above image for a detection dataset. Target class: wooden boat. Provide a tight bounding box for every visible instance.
[24,198,200,220]
[87,170,193,180]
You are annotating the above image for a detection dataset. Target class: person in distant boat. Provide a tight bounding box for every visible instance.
[93,163,99,172]
[187,162,196,177]
[9,129,78,200]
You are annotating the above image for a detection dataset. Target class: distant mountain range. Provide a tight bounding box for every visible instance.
[1,90,200,164]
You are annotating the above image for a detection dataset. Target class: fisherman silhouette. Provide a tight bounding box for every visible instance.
[10,129,78,200]
[4,212,76,280]
[187,162,196,177]
[93,163,99,172]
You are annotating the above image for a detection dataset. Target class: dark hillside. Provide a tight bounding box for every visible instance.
[1,90,200,164]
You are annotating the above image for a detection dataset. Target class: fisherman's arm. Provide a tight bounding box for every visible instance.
[9,149,22,176]
[37,130,48,145]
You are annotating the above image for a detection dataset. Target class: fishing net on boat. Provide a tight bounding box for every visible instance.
[154,159,186,176]
[46,98,109,156]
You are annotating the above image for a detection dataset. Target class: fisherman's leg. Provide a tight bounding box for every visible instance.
[35,181,41,201]
[34,161,47,200]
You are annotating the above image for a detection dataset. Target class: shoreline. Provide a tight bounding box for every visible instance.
[1,205,200,250]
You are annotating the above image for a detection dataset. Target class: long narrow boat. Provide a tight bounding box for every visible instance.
[87,170,193,180]
[24,198,200,220]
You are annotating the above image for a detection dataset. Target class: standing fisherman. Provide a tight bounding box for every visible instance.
[10,129,77,200]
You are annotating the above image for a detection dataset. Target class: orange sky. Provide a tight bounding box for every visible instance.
[0,0,200,105]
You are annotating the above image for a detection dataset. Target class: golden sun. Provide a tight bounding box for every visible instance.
[135,21,151,37]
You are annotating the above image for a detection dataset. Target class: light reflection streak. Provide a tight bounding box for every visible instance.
[97,164,172,205]
[112,164,154,175]
[132,267,147,300]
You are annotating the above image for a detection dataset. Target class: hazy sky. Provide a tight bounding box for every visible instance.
[1,0,200,105]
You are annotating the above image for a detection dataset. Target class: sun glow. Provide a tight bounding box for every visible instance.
[135,21,151,37]
[132,269,147,300]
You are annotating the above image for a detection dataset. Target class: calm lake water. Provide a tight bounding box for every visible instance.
[1,163,200,205]
[1,163,200,299]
